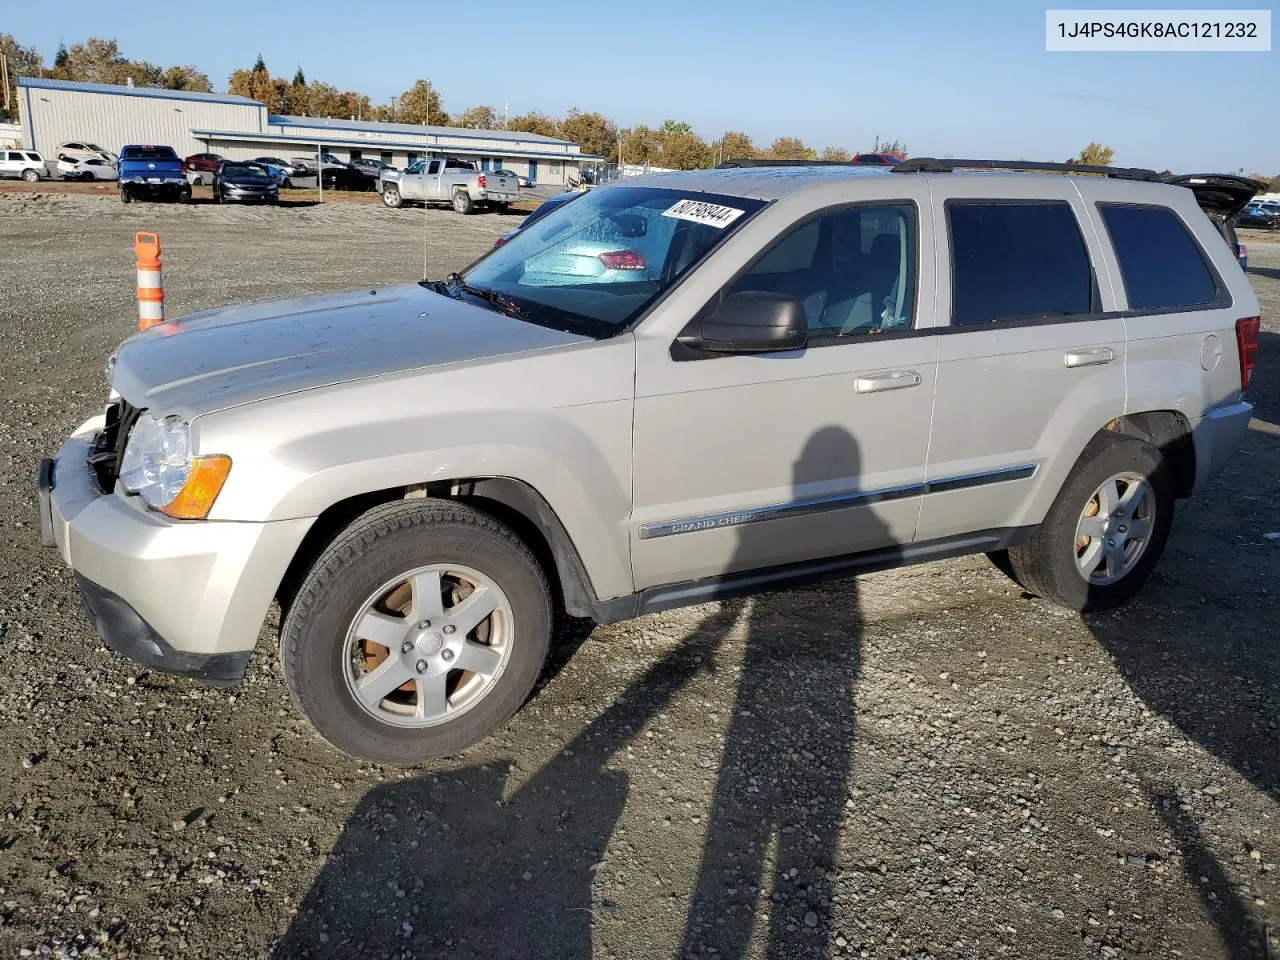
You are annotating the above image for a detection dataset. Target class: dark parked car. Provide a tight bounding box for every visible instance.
[492,189,584,249]
[351,158,396,179]
[213,161,279,204]
[1239,203,1280,230]
[321,166,375,191]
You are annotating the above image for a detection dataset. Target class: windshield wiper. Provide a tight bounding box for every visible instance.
[437,272,529,319]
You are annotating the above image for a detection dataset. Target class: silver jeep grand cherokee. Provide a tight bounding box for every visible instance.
[38,158,1261,764]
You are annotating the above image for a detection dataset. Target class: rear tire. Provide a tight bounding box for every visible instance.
[452,189,475,215]
[281,499,552,765]
[1006,432,1174,611]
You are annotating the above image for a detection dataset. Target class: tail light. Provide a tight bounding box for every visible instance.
[1236,316,1260,391]
[598,249,647,271]
[477,174,486,189]
[493,236,507,249]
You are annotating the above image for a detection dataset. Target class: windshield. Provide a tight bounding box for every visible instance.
[457,186,766,339]
[88,143,107,152]
[222,163,269,177]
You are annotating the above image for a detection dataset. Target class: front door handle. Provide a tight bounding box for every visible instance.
[854,370,922,394]
[1064,347,1116,368]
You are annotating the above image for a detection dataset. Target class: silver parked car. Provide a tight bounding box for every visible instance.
[39,159,1261,764]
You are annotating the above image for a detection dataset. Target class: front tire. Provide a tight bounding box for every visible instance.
[1005,432,1174,611]
[119,185,132,204]
[21,168,39,182]
[382,185,403,208]
[281,499,552,765]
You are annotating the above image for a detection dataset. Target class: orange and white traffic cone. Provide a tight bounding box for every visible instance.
[135,231,164,331]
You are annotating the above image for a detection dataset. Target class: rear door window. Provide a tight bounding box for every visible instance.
[948,201,1094,325]
[1098,204,1223,310]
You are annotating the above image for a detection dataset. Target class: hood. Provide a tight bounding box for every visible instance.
[1164,173,1266,221]
[112,284,591,415]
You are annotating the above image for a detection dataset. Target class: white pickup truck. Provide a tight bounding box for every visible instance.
[379,157,520,214]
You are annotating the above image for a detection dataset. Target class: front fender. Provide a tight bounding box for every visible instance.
[194,345,638,602]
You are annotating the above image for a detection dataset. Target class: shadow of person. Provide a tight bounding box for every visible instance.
[273,426,878,960]
[677,425,876,959]
[271,603,746,960]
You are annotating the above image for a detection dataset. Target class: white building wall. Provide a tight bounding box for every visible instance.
[22,86,264,159]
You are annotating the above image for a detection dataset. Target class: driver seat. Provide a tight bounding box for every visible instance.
[819,233,901,335]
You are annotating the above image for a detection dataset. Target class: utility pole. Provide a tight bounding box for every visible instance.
[1,53,10,113]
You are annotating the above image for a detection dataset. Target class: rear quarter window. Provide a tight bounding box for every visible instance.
[1098,204,1223,310]
[947,200,1094,325]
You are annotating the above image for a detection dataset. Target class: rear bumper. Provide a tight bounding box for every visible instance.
[1191,399,1254,492]
[40,416,313,682]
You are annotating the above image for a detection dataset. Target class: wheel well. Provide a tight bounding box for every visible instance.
[1106,411,1196,497]
[274,478,608,623]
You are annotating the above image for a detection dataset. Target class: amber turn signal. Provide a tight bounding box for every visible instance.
[160,455,232,520]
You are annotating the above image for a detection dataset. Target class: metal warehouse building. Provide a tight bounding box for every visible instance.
[16,77,598,185]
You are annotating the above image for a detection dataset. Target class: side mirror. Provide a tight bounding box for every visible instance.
[684,291,808,355]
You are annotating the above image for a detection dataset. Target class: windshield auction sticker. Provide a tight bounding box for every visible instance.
[1046,9,1271,50]
[663,199,746,229]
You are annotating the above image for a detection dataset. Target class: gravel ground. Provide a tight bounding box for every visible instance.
[0,194,1277,960]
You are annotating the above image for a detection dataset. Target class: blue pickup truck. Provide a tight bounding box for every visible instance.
[118,145,191,204]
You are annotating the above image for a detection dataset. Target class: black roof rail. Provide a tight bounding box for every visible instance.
[891,157,1163,181]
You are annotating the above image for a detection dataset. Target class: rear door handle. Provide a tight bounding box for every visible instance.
[854,370,922,394]
[1064,347,1115,368]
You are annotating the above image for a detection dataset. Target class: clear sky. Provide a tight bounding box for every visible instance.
[6,0,1276,172]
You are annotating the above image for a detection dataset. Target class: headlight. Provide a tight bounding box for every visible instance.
[119,414,231,519]
[119,414,192,508]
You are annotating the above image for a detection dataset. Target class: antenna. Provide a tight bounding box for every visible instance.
[423,152,430,282]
